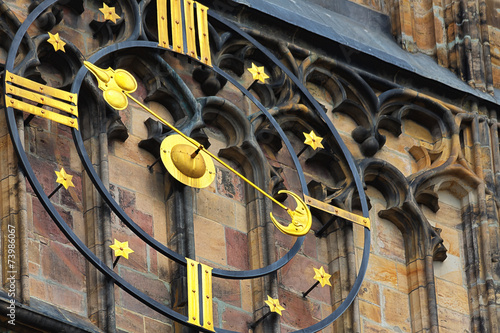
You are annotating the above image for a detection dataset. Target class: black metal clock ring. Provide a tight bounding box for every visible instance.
[4,0,370,331]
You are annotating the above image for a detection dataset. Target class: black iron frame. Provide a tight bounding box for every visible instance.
[3,1,371,331]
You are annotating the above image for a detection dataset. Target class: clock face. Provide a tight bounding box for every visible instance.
[4,0,370,332]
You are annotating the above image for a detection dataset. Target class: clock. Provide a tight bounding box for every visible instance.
[3,0,370,332]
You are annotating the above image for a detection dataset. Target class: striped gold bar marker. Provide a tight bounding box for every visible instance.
[186,258,214,331]
[157,0,212,66]
[171,0,184,54]
[5,71,78,129]
[157,0,169,48]
[184,0,197,58]
[196,2,211,65]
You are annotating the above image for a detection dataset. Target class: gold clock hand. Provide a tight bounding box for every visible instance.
[84,62,312,236]
[126,92,293,208]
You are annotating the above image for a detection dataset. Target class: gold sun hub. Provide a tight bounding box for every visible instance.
[171,144,207,178]
[160,134,216,188]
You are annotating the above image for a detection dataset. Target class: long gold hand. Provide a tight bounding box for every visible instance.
[84,62,312,236]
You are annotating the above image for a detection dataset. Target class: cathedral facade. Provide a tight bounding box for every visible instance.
[0,0,499,332]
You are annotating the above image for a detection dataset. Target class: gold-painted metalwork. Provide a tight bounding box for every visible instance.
[5,70,78,129]
[171,0,184,54]
[187,258,200,327]
[8,85,77,115]
[55,167,75,190]
[304,194,371,229]
[303,130,324,150]
[109,239,134,259]
[5,71,77,104]
[187,258,214,331]
[160,134,216,188]
[156,0,212,66]
[99,3,120,24]
[270,190,312,236]
[313,266,332,287]
[156,0,169,48]
[86,64,312,237]
[184,0,197,59]
[196,2,211,66]
[200,262,213,331]
[83,61,137,110]
[264,295,285,316]
[47,32,66,52]
[248,63,269,83]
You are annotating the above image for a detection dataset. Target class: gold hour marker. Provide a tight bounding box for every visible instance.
[157,0,212,66]
[4,71,78,129]
[186,258,214,331]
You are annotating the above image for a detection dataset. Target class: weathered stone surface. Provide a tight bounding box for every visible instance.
[407,259,426,292]
[114,134,157,169]
[144,317,172,332]
[364,255,399,289]
[360,299,381,323]
[414,11,437,51]
[109,154,164,198]
[362,320,392,332]
[437,306,472,333]
[32,199,72,244]
[278,250,331,304]
[2,1,500,332]
[40,241,86,291]
[358,280,381,306]
[213,278,242,308]
[433,254,464,285]
[382,288,411,332]
[435,278,470,314]
[216,168,245,202]
[119,268,170,321]
[116,307,144,333]
[220,306,252,332]
[279,288,322,329]
[196,189,236,227]
[193,215,227,265]
[226,227,250,270]
[46,282,86,316]
[30,277,47,300]
[375,218,405,263]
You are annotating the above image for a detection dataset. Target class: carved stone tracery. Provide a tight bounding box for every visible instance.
[0,0,499,332]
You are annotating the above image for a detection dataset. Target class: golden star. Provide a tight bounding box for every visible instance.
[55,167,75,190]
[99,3,121,24]
[47,32,66,52]
[313,266,332,287]
[248,63,269,83]
[109,239,134,259]
[264,295,285,316]
[303,130,324,150]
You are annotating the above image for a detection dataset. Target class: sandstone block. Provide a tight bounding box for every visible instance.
[435,278,469,314]
[226,227,249,270]
[365,254,398,289]
[194,215,227,265]
[382,288,411,331]
[360,299,381,323]
[116,307,144,333]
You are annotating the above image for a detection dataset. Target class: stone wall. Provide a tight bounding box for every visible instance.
[0,0,499,332]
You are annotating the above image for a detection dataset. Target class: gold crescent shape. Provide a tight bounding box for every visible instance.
[270,190,312,237]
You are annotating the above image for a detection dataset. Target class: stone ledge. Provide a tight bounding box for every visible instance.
[0,291,102,333]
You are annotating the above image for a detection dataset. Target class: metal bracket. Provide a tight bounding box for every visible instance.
[304,194,370,229]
